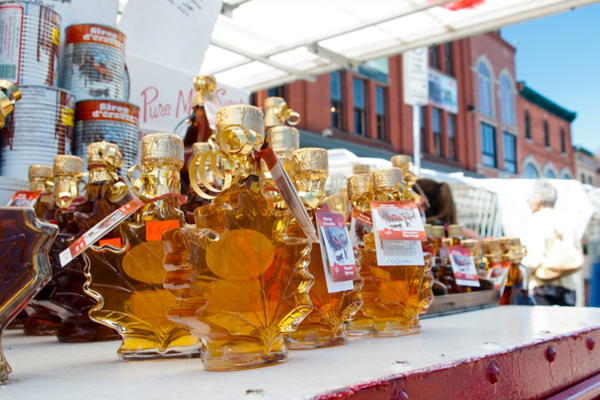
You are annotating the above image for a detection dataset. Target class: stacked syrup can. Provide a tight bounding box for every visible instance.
[0,1,75,179]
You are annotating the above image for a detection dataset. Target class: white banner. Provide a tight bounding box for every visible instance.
[403,47,429,106]
[126,53,249,133]
[118,0,221,73]
[429,69,458,114]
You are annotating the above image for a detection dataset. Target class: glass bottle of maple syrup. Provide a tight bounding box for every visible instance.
[261,126,299,209]
[438,225,466,294]
[462,239,487,277]
[181,142,213,223]
[349,168,433,337]
[161,105,313,370]
[483,238,506,283]
[391,155,418,198]
[50,144,131,343]
[0,207,57,384]
[264,96,300,130]
[29,165,54,219]
[430,225,445,281]
[499,237,534,305]
[84,133,201,361]
[23,155,86,336]
[287,148,363,349]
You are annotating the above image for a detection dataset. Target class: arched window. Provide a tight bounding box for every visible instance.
[523,164,539,179]
[477,61,494,117]
[500,74,516,126]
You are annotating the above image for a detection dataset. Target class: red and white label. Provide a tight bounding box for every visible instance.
[75,100,140,125]
[146,220,179,241]
[59,198,145,266]
[0,4,23,83]
[65,24,126,51]
[7,190,41,207]
[350,209,373,249]
[448,245,481,287]
[316,208,357,293]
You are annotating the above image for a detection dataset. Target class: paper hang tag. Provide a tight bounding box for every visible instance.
[350,209,373,249]
[371,201,426,266]
[259,147,319,243]
[7,190,42,207]
[489,261,512,291]
[316,208,357,293]
[59,198,145,267]
[448,245,481,287]
[146,220,180,241]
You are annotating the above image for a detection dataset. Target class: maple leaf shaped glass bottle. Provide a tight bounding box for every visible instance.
[0,207,57,384]
[23,155,87,337]
[49,144,133,342]
[181,142,213,224]
[286,148,363,350]
[84,133,200,361]
[261,126,299,209]
[162,105,313,371]
[499,237,534,305]
[29,165,55,219]
[350,168,434,337]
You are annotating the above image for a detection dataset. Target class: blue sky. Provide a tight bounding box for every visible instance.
[501,3,600,154]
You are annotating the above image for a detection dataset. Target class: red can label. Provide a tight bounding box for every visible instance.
[76,100,140,125]
[65,24,126,51]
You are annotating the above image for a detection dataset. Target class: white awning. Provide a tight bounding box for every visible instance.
[198,0,595,91]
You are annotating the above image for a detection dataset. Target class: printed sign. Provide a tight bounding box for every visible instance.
[59,198,145,266]
[428,69,459,114]
[448,246,480,287]
[0,4,23,83]
[371,201,426,266]
[350,209,373,249]
[316,208,357,293]
[146,220,180,241]
[7,191,41,207]
[403,47,429,106]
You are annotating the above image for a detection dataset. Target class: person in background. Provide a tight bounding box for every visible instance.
[521,181,584,306]
[416,178,480,239]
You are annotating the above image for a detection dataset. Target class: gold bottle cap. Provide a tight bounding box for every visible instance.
[192,75,216,107]
[54,155,83,176]
[87,142,123,168]
[372,167,403,191]
[432,225,445,239]
[347,174,372,199]
[353,164,370,175]
[263,97,300,127]
[391,155,412,169]
[448,224,463,238]
[462,239,480,250]
[482,238,501,253]
[424,224,432,238]
[268,126,299,153]
[499,236,521,248]
[292,147,328,172]
[29,165,53,180]
[142,133,184,168]
[191,142,212,158]
[216,105,265,156]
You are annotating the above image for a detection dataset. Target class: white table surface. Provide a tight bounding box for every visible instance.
[2,306,599,400]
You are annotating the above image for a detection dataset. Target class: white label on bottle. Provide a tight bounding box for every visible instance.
[0,4,23,82]
[448,245,481,287]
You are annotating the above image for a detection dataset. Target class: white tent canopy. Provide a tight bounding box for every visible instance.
[195,0,595,91]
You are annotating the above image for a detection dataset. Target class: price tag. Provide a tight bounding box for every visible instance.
[146,220,180,241]
[315,208,357,293]
[7,190,42,207]
[59,198,145,267]
[448,246,481,287]
[489,261,512,291]
[99,237,122,248]
[371,201,426,266]
[259,147,319,243]
[350,209,372,249]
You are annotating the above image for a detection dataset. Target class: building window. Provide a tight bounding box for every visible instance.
[353,78,366,135]
[268,85,285,98]
[375,85,386,141]
[545,168,557,179]
[589,176,593,185]
[481,122,497,168]
[420,106,427,153]
[432,108,442,156]
[503,132,517,173]
[448,114,456,160]
[544,120,550,147]
[330,72,343,130]
[525,111,531,139]
[429,45,440,69]
[581,173,586,184]
[524,164,539,179]
[477,61,494,117]
[560,128,566,153]
[444,43,453,75]
[500,75,516,126]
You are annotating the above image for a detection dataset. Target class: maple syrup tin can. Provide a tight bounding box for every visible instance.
[60,24,126,101]
[0,1,61,86]
[1,85,75,179]
[74,100,140,172]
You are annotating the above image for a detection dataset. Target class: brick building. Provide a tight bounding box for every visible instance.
[574,146,600,187]
[253,32,577,179]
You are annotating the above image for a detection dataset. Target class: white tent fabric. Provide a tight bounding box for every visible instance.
[196,0,596,90]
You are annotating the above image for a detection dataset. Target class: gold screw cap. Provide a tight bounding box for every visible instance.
[54,155,83,176]
[142,133,184,168]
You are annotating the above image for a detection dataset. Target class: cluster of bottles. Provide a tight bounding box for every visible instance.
[0,81,523,382]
